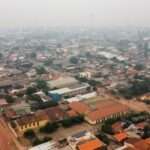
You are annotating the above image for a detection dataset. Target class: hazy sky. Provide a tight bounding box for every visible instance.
[0,0,150,28]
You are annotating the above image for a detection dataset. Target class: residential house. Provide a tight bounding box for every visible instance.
[14,111,49,132]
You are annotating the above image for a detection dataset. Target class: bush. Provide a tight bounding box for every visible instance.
[32,137,52,146]
[36,79,49,91]
[31,101,58,110]
[101,123,113,134]
[29,94,42,102]
[39,122,58,133]
[96,132,110,144]
[36,66,46,75]
[61,115,84,128]
[24,129,36,139]
[143,125,150,139]
[26,87,37,95]
[5,95,15,103]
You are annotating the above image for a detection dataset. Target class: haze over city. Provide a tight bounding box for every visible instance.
[0,0,150,28]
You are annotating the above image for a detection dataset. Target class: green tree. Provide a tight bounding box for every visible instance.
[70,56,78,64]
[30,52,36,59]
[36,66,46,75]
[39,122,58,133]
[0,53,3,59]
[5,95,15,103]
[29,94,42,102]
[101,123,113,134]
[143,125,150,138]
[26,86,37,95]
[96,132,110,144]
[36,79,49,91]
[24,129,36,139]
[44,58,53,66]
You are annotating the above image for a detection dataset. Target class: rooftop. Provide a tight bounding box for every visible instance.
[77,138,104,150]
[87,101,129,122]
[69,102,90,114]
[114,132,128,142]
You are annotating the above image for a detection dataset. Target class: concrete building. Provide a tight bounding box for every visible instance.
[48,83,90,101]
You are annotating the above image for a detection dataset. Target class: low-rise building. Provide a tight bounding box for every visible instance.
[14,111,49,132]
[85,101,129,124]
[68,131,105,150]
[68,102,91,115]
[48,83,90,101]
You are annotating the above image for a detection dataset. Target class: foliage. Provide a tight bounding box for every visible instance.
[118,75,150,99]
[29,94,42,102]
[44,58,53,66]
[134,64,145,71]
[101,123,113,134]
[69,56,78,64]
[61,115,84,128]
[96,132,110,144]
[30,52,36,59]
[36,66,46,75]
[0,53,3,59]
[31,101,58,110]
[26,86,37,95]
[143,125,150,139]
[36,79,49,91]
[24,129,36,139]
[32,137,52,146]
[39,122,58,133]
[5,95,15,103]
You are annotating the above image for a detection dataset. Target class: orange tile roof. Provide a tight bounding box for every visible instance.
[69,102,90,114]
[87,102,128,122]
[144,138,150,145]
[114,132,128,142]
[67,110,78,117]
[78,138,104,150]
[133,139,150,150]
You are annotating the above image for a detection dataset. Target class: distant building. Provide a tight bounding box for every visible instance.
[79,72,92,79]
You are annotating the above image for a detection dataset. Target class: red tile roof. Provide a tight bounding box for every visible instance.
[67,110,78,117]
[114,132,128,142]
[87,101,128,122]
[144,138,150,145]
[45,106,66,122]
[69,102,90,114]
[133,139,150,150]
